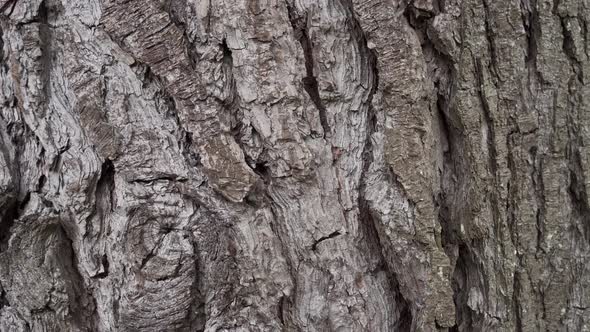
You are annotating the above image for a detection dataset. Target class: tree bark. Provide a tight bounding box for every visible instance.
[0,0,588,331]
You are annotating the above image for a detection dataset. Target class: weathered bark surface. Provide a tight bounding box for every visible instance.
[0,0,588,330]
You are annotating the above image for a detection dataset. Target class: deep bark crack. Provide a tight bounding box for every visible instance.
[343,0,414,328]
[91,254,110,279]
[0,199,18,252]
[284,1,331,138]
[311,231,341,251]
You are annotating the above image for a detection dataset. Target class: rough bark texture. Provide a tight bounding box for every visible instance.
[0,0,588,331]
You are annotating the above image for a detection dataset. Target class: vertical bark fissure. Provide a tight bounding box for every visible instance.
[559,4,590,243]
[512,271,523,332]
[481,0,499,77]
[219,37,249,166]
[475,58,498,181]
[436,94,460,261]
[186,238,206,332]
[345,1,414,327]
[284,1,331,138]
[85,158,115,244]
[0,24,4,61]
[559,16,584,83]
[0,283,8,309]
[267,204,297,329]
[37,0,52,118]
[530,146,546,253]
[405,0,459,262]
[97,159,115,216]
[474,58,504,246]
[568,149,590,243]
[0,200,18,252]
[0,117,24,254]
[58,223,98,330]
[521,0,546,86]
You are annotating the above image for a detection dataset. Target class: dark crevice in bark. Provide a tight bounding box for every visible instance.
[521,0,537,64]
[36,174,46,191]
[559,16,584,84]
[97,159,115,215]
[568,150,590,243]
[530,146,546,253]
[0,199,18,252]
[139,238,162,270]
[0,0,18,17]
[506,133,525,332]
[406,2,459,261]
[252,160,271,183]
[0,284,9,309]
[408,8,469,330]
[521,0,547,86]
[360,199,413,330]
[219,38,251,171]
[276,295,286,326]
[0,24,4,61]
[186,238,206,332]
[0,193,19,253]
[58,223,99,330]
[343,1,414,328]
[284,1,330,138]
[37,0,52,118]
[91,254,109,279]
[220,39,238,109]
[404,3,435,29]
[128,175,187,184]
[142,63,203,172]
[481,0,499,77]
[437,94,459,259]
[474,58,498,183]
[513,271,524,332]
[311,231,341,251]
[159,0,205,67]
[266,204,298,329]
[474,57,504,247]
[452,243,485,331]
[19,191,31,209]
[84,159,114,243]
[182,132,201,167]
[582,18,589,60]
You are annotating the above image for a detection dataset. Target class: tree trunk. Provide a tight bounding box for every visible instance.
[0,0,588,331]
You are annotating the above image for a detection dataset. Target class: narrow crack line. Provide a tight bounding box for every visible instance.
[512,270,524,332]
[529,146,546,254]
[140,235,165,270]
[184,235,206,331]
[127,175,187,184]
[474,58,501,230]
[481,0,499,78]
[559,15,584,84]
[311,231,342,251]
[284,0,330,138]
[155,254,184,282]
[568,149,590,243]
[338,0,414,328]
[0,0,18,16]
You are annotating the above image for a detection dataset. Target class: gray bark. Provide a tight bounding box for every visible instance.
[0,0,588,331]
